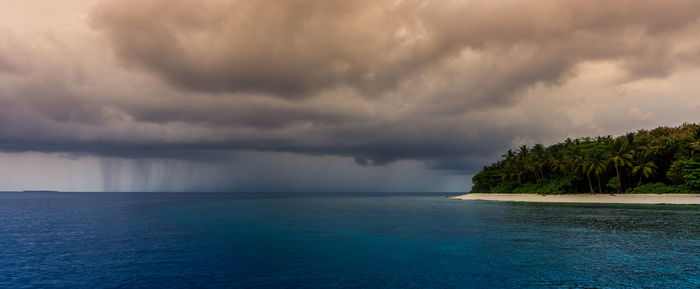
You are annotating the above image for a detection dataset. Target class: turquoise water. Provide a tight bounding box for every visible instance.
[0,192,697,288]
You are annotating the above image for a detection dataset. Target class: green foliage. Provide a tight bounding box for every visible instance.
[608,140,634,193]
[489,182,516,194]
[629,183,695,194]
[606,177,620,190]
[470,166,502,193]
[681,160,700,189]
[666,160,685,184]
[510,176,578,195]
[470,123,700,194]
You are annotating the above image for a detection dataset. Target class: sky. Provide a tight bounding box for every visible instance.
[1,0,700,192]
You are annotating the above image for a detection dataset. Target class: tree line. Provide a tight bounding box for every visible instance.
[471,123,700,194]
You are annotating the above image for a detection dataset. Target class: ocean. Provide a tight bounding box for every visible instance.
[0,192,697,288]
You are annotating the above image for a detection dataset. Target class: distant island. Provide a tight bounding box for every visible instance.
[466,123,700,200]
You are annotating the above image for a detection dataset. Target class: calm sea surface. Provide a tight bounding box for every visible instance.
[0,192,697,288]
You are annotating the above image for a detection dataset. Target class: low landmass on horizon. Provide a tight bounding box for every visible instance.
[470,123,700,196]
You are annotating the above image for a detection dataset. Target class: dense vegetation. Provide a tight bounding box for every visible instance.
[471,123,700,195]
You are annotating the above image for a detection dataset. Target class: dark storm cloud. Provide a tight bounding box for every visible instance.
[2,0,700,177]
[0,66,557,171]
[123,100,361,129]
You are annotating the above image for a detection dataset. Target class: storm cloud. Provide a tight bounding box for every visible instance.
[1,0,700,191]
[92,0,700,98]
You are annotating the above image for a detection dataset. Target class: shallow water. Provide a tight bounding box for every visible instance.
[0,192,697,288]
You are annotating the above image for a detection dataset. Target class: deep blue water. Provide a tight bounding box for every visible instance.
[0,192,697,289]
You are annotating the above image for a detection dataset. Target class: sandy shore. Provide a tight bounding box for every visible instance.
[451,193,700,205]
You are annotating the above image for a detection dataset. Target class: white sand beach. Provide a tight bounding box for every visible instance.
[452,193,700,205]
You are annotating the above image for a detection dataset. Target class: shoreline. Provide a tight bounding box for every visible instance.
[451,193,700,205]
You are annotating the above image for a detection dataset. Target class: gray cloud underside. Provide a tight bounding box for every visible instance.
[1,0,700,173]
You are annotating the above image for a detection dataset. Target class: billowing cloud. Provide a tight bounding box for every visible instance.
[92,0,700,100]
[1,0,700,191]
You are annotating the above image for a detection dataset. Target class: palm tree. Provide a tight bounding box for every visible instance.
[587,152,608,193]
[502,160,524,185]
[573,154,595,193]
[564,151,586,193]
[565,138,573,146]
[533,144,545,154]
[608,140,634,193]
[525,156,539,182]
[501,149,515,160]
[532,144,547,180]
[633,160,657,185]
[550,155,567,175]
[518,145,529,160]
[525,150,546,182]
[625,132,636,146]
[633,150,658,185]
